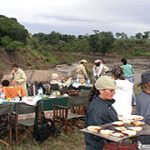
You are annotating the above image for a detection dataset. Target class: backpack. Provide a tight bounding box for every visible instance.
[33,106,60,143]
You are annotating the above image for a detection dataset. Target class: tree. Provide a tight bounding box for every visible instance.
[0,15,29,43]
[89,31,114,55]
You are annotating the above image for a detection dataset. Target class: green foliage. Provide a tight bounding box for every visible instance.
[5,41,24,52]
[0,15,29,43]
[89,31,114,54]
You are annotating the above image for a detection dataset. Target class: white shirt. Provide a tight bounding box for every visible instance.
[113,79,133,117]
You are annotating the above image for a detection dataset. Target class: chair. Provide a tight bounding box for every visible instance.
[0,104,15,147]
[53,96,87,134]
[15,102,35,144]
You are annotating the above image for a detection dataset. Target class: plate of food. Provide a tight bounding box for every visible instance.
[131,121,145,126]
[115,126,127,131]
[119,115,144,121]
[112,121,125,126]
[87,126,102,132]
[100,129,114,135]
[128,126,143,132]
[121,129,137,136]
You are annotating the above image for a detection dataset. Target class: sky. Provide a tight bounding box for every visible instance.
[0,0,150,36]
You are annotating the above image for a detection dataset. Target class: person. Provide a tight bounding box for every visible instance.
[121,58,136,105]
[120,58,134,82]
[1,79,26,98]
[101,59,110,74]
[136,70,150,144]
[85,75,118,150]
[111,65,133,117]
[11,64,28,95]
[92,59,103,80]
[72,59,89,83]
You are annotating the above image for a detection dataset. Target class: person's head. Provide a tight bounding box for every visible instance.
[139,71,150,93]
[95,75,116,100]
[2,79,10,87]
[94,59,101,66]
[111,65,125,80]
[121,58,127,65]
[12,64,19,72]
[79,59,88,65]
[51,73,59,80]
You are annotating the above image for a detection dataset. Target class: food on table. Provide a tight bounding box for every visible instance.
[115,126,127,131]
[110,132,124,137]
[100,129,114,135]
[121,129,137,136]
[131,121,145,126]
[129,115,144,121]
[128,126,143,132]
[87,126,101,132]
[112,121,125,126]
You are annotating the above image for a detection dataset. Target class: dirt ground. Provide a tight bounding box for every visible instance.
[2,58,150,84]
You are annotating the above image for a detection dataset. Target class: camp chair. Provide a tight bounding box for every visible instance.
[0,104,15,147]
[15,102,35,144]
[53,97,86,134]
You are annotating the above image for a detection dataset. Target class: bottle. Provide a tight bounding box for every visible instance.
[38,87,43,97]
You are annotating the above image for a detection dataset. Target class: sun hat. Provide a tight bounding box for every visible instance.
[95,75,116,90]
[138,71,150,86]
[79,59,88,64]
[51,73,59,80]
[94,59,101,63]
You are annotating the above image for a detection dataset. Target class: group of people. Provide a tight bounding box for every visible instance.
[84,58,150,149]
[0,64,27,99]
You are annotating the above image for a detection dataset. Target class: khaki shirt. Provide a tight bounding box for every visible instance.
[74,64,89,80]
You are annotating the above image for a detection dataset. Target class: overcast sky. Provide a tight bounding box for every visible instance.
[1,0,150,36]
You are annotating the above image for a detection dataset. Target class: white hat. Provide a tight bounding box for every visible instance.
[95,75,116,90]
[79,59,88,64]
[94,59,101,63]
[51,73,59,80]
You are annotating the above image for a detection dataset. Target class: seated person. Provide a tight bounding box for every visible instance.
[50,73,63,96]
[2,79,26,98]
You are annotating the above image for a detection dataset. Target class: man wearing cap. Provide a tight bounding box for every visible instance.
[73,59,89,83]
[136,70,150,144]
[92,59,102,80]
[85,76,118,150]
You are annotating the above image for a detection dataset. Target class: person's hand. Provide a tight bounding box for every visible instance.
[12,80,17,86]
[11,70,15,75]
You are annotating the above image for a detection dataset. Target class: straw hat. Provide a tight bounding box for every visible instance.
[79,59,88,64]
[51,73,59,80]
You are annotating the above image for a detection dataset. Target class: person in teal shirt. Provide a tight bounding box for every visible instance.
[121,58,134,82]
[121,58,135,105]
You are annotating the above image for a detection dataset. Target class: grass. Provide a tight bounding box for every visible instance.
[0,131,85,150]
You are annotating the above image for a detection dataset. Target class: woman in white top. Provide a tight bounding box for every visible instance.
[112,65,133,118]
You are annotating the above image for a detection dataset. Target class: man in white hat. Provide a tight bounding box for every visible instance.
[92,59,102,80]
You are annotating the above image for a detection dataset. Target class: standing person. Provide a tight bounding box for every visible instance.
[73,59,89,83]
[121,58,136,105]
[111,65,133,117]
[11,64,28,95]
[85,75,118,150]
[92,59,103,80]
[120,58,134,82]
[136,71,150,144]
